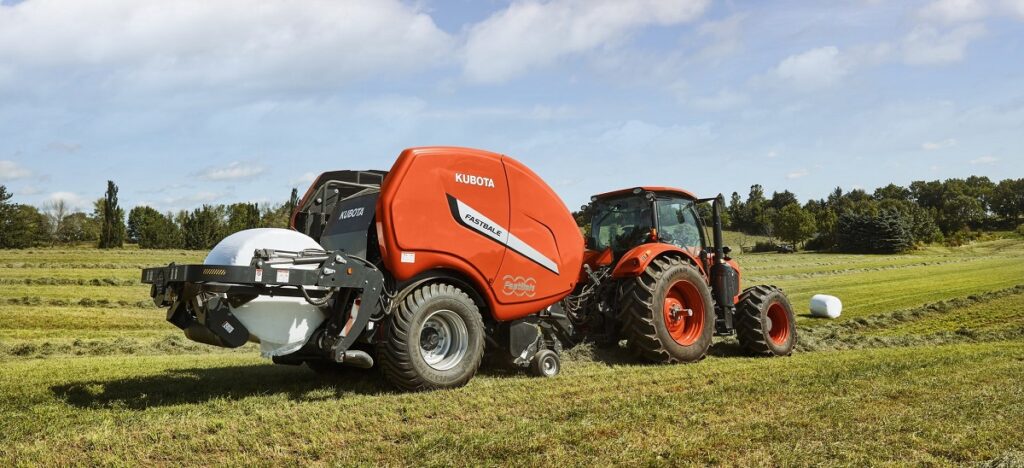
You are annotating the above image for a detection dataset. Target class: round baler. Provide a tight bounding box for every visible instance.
[143,147,584,391]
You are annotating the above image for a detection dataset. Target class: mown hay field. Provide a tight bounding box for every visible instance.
[2,239,1023,466]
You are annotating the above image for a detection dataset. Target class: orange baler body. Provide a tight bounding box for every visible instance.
[375,147,584,321]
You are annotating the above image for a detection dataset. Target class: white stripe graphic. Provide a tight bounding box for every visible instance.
[454,198,560,274]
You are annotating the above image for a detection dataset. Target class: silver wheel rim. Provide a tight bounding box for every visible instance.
[418,309,469,371]
[542,356,557,375]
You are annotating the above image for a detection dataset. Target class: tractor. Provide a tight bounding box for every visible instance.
[559,187,797,362]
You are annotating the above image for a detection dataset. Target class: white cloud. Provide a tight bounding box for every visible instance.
[1005,0,1024,18]
[46,191,88,210]
[200,162,264,181]
[786,168,809,179]
[922,138,957,150]
[290,172,318,186]
[462,0,710,83]
[775,46,850,88]
[0,0,452,91]
[918,0,988,23]
[970,155,999,164]
[158,191,226,210]
[0,160,31,181]
[902,24,985,65]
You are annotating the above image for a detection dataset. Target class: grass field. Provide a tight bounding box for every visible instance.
[2,239,1024,465]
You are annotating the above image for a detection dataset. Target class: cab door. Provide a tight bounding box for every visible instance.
[656,197,706,259]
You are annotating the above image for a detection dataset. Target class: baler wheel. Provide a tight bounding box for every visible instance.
[735,285,797,356]
[529,349,560,378]
[377,283,485,391]
[619,256,714,364]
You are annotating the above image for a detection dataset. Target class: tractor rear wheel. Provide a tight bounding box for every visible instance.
[619,256,714,363]
[735,285,797,356]
[377,283,485,391]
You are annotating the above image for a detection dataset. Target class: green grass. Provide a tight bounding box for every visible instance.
[2,240,1024,465]
[1,343,1021,465]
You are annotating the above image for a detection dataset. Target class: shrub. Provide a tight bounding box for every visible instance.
[804,235,831,251]
[1017,224,1024,237]
[751,241,778,253]
[836,209,913,253]
[945,228,979,247]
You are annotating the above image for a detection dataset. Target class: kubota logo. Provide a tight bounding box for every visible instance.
[455,173,495,188]
[339,207,365,220]
[501,275,536,297]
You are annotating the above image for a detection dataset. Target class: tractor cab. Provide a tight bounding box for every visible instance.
[588,187,706,261]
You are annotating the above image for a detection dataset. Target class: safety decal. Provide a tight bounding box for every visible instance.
[446,194,560,274]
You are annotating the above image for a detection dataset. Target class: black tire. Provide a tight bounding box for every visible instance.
[529,349,560,377]
[619,256,714,364]
[377,283,485,391]
[735,285,797,356]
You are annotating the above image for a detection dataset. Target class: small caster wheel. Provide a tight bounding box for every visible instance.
[529,349,560,377]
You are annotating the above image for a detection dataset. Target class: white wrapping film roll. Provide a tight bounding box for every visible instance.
[205,228,327,357]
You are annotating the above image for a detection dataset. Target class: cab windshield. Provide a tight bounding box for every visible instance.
[590,195,654,253]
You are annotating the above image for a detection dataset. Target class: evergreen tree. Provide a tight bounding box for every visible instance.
[98,181,125,248]
[183,205,225,250]
[837,210,913,253]
[226,202,261,234]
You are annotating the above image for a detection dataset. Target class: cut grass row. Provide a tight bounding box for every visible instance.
[1,342,1021,466]
[755,253,1024,324]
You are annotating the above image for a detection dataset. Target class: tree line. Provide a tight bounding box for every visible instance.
[3,176,1022,253]
[0,181,300,250]
[726,176,1023,253]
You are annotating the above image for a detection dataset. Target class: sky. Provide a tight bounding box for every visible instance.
[0,0,1022,213]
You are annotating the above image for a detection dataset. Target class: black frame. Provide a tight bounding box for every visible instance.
[141,249,385,359]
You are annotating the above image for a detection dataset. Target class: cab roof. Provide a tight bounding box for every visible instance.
[592,186,698,201]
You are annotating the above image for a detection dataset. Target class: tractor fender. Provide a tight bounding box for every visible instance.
[611,244,705,279]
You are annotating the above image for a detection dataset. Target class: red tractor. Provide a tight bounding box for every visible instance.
[140,147,795,392]
[560,187,797,362]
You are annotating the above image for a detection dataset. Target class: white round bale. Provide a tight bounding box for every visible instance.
[809,294,842,319]
[206,228,327,357]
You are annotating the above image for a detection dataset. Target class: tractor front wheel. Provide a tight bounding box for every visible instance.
[735,285,797,356]
[620,256,714,363]
[377,283,485,391]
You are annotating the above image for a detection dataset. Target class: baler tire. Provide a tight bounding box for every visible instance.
[735,285,797,356]
[529,349,560,378]
[619,256,714,364]
[377,283,485,392]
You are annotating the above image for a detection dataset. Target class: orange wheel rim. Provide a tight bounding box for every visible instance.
[767,302,790,345]
[663,280,705,346]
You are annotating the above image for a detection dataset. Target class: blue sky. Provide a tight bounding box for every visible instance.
[0,0,1021,213]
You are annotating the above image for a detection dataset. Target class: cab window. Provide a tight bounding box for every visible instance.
[590,196,654,254]
[656,197,704,251]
